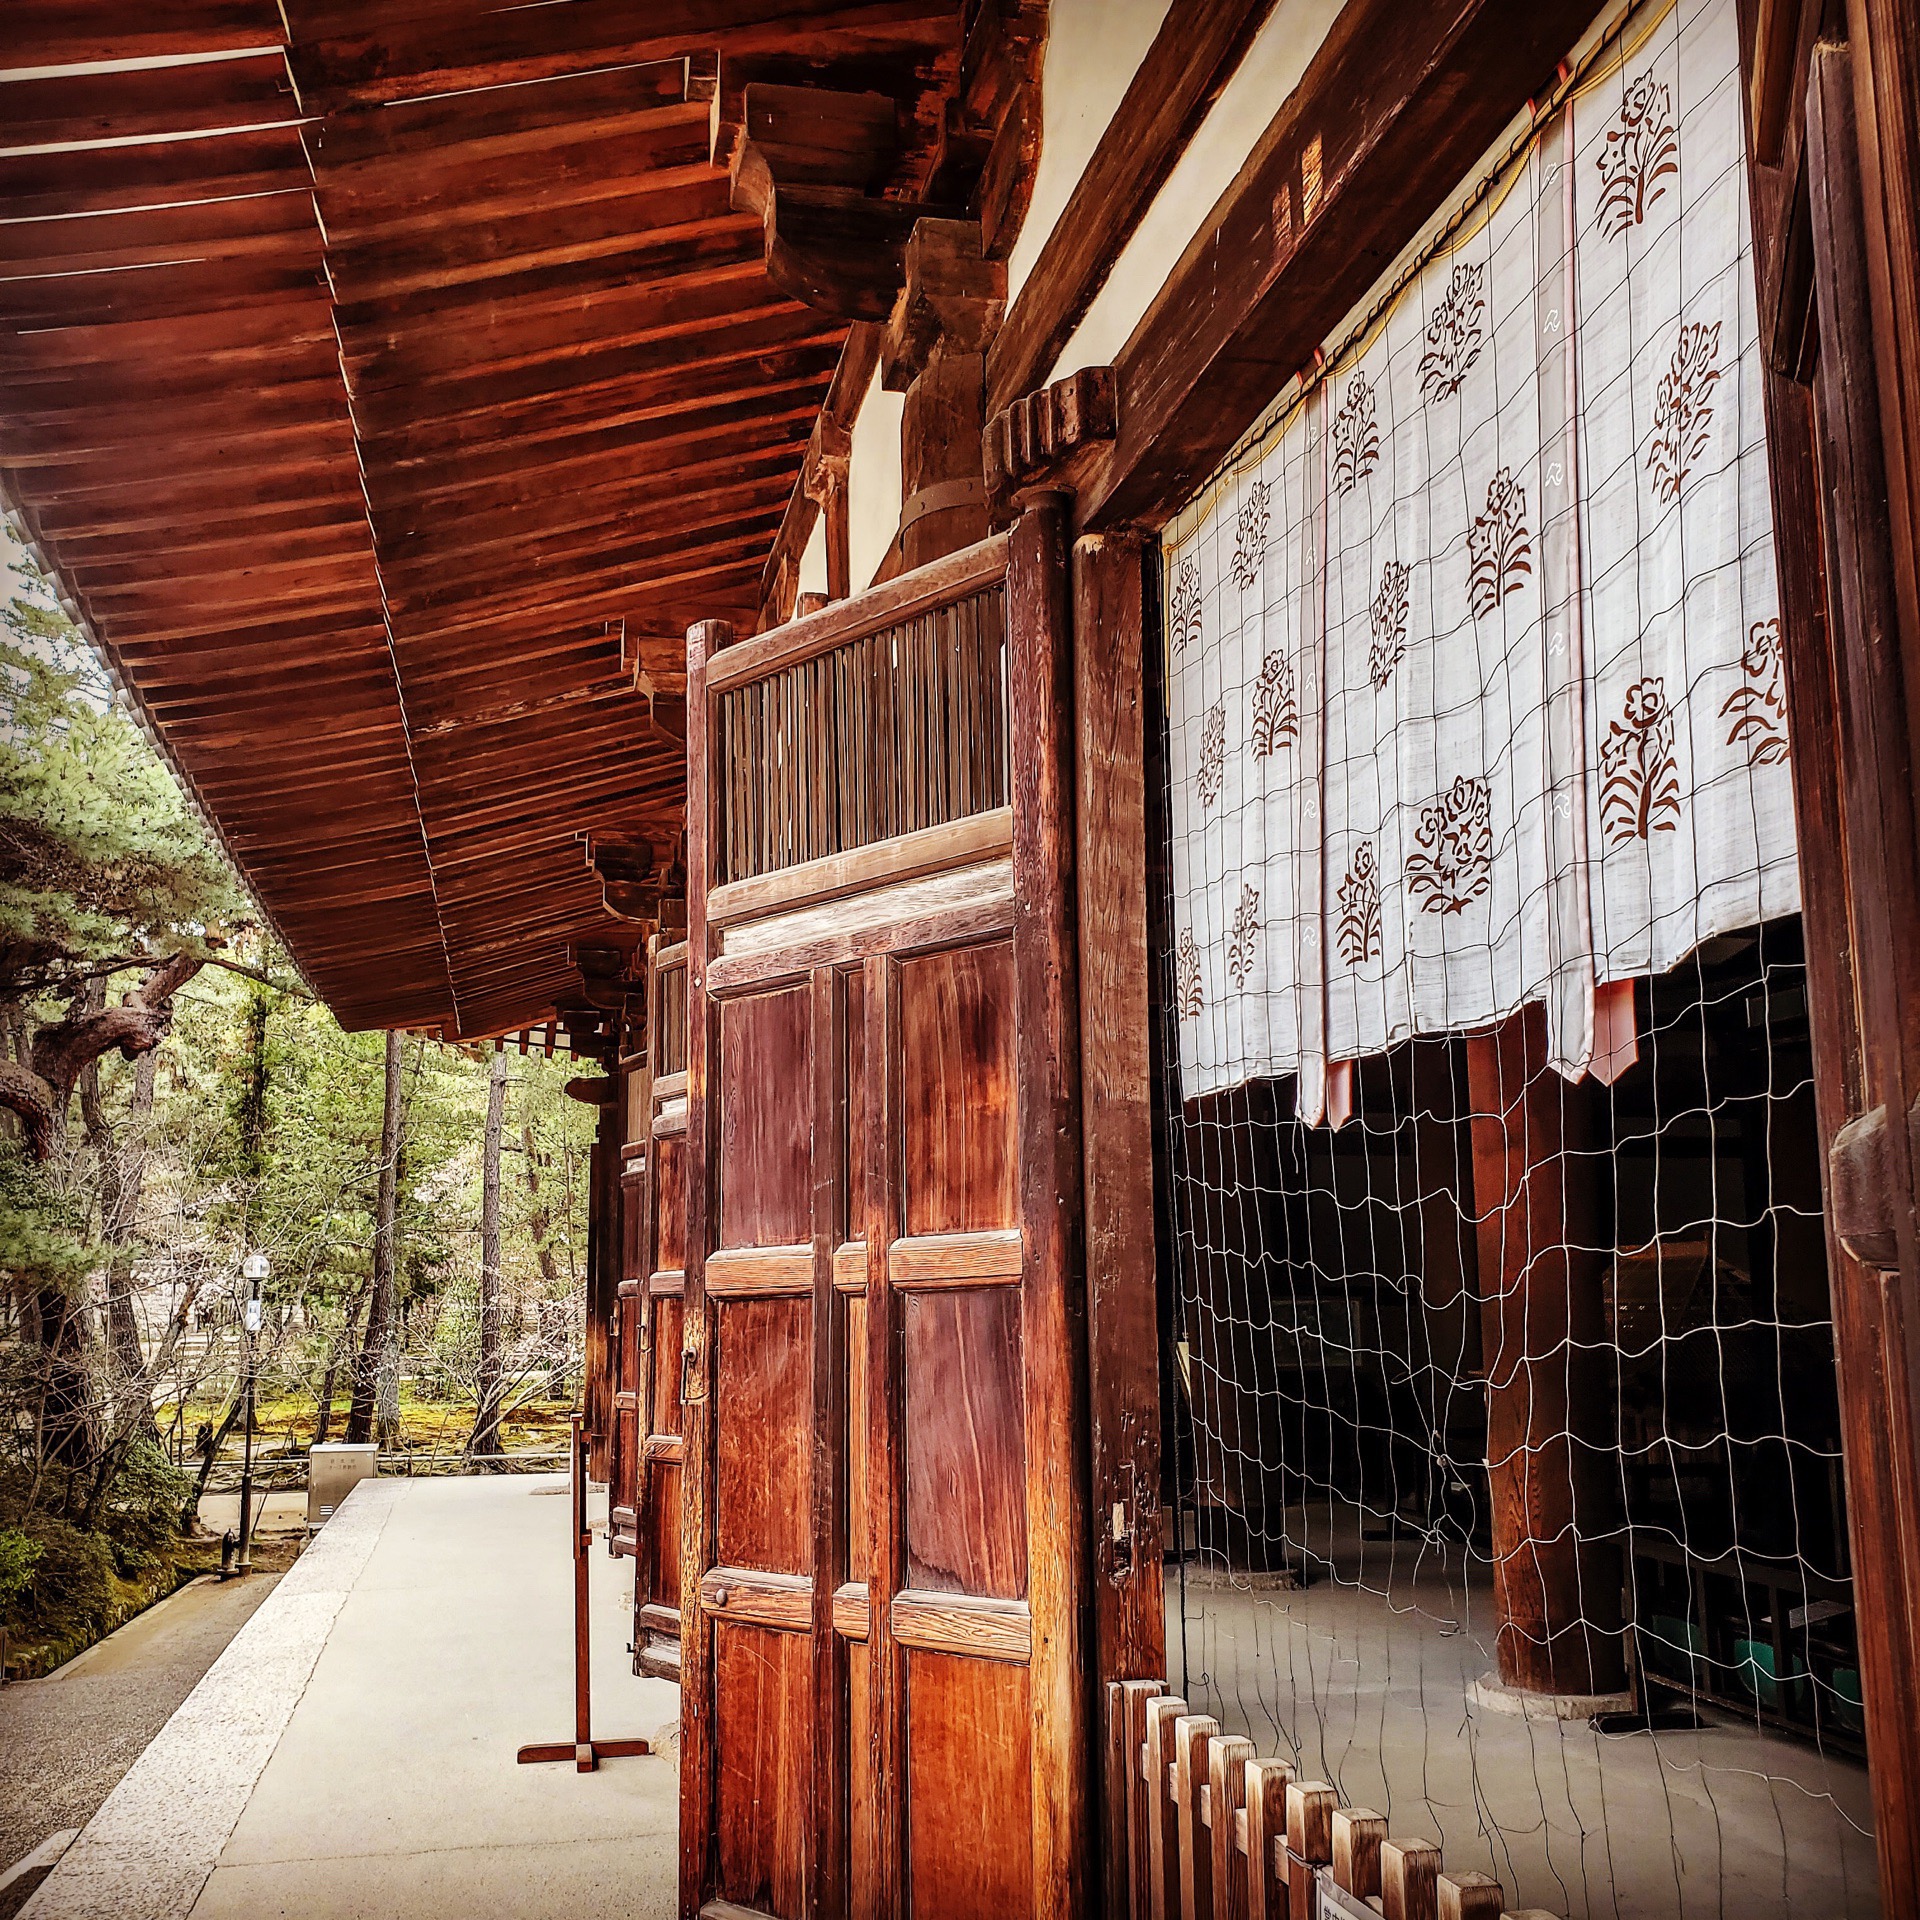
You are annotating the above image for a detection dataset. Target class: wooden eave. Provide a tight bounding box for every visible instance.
[0,0,985,1046]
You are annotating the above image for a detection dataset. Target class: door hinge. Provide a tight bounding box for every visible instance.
[1828,1102,1909,1271]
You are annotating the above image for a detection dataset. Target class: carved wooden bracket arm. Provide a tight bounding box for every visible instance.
[984,365,1118,519]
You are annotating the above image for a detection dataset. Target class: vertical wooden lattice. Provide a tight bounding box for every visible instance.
[718,586,1009,883]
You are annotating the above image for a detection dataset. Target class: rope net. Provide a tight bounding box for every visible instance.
[1150,0,1875,1911]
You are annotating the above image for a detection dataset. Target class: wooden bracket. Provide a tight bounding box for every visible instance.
[984,365,1117,518]
[727,82,951,321]
[880,217,1006,389]
[582,830,659,923]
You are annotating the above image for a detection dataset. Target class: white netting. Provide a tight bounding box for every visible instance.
[1151,2,1874,1913]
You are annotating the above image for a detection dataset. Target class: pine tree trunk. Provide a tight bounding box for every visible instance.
[523,1122,565,1396]
[468,1050,508,1463]
[314,1279,368,1445]
[91,1051,157,1389]
[347,1030,404,1446]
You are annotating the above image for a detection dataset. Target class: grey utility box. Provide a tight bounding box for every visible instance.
[307,1443,379,1526]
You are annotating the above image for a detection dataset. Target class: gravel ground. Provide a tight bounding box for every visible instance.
[0,1545,296,1917]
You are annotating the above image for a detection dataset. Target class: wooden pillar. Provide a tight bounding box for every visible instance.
[884,219,1004,571]
[677,615,731,1920]
[1073,532,1167,1916]
[585,1094,621,1485]
[900,348,989,569]
[1742,5,1920,1902]
[1009,497,1091,1917]
[1801,38,1920,1903]
[1464,1006,1624,1699]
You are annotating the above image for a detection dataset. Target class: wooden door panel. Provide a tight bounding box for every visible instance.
[684,522,1085,1918]
[845,967,869,1235]
[903,1287,1028,1598]
[635,938,689,1681]
[846,1289,869,1582]
[848,1637,875,1920]
[714,1620,810,1918]
[907,1651,1034,1918]
[715,1295,814,1575]
[644,1459,682,1613]
[719,988,812,1248]
[899,943,1018,1238]
[650,1293,684,1435]
[655,1135,685,1273]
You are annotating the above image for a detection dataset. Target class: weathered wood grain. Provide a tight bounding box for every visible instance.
[904,1287,1029,1597]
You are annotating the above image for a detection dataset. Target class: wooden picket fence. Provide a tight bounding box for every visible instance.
[1106,1682,1558,1920]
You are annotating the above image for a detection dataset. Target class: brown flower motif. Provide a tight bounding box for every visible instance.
[1230,480,1272,590]
[1467,468,1532,617]
[1336,841,1383,964]
[1171,554,1204,653]
[1368,560,1410,689]
[1176,928,1203,1018]
[1600,675,1682,843]
[1197,702,1226,808]
[1719,617,1789,767]
[1227,882,1261,987]
[1406,775,1494,916]
[1596,71,1680,240]
[1648,321,1723,504]
[1333,372,1380,495]
[1419,261,1486,403]
[1251,651,1298,756]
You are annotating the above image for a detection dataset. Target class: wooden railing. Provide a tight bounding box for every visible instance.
[1106,1682,1559,1920]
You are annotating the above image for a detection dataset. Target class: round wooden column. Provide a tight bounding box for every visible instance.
[1464,1006,1627,1702]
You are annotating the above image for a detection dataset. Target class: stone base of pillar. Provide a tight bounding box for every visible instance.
[1466,1670,1634,1722]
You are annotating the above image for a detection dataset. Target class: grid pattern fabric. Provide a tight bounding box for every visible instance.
[1162,0,1796,1107]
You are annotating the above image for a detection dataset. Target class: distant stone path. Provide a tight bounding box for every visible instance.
[0,1564,285,1917]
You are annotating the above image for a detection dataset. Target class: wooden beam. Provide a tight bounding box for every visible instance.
[1084,0,1594,530]
[985,0,1280,415]
[0,53,300,149]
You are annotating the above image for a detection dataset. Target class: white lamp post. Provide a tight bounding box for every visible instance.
[236,1252,270,1575]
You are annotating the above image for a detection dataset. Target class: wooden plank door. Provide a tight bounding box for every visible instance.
[635,936,690,1679]
[679,508,1088,1919]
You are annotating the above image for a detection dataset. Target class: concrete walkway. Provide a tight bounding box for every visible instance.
[0,1568,286,1917]
[22,1476,679,1920]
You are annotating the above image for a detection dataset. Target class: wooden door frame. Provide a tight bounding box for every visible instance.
[1739,0,1920,1904]
[635,934,689,1679]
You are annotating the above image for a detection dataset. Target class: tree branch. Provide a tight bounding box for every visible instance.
[0,1058,55,1160]
[76,951,310,1000]
[1,953,207,1162]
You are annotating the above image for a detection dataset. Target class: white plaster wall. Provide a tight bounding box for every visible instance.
[847,373,905,592]
[1006,0,1173,303]
[1045,0,1345,384]
[796,501,828,598]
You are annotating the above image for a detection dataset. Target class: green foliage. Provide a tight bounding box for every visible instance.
[0,1145,96,1294]
[0,1527,41,1614]
[7,1513,113,1635]
[0,566,246,1000]
[97,1442,193,1574]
